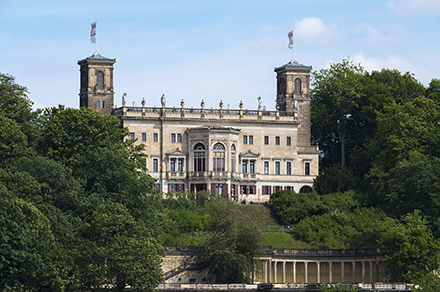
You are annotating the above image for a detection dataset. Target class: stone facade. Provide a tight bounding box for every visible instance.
[78,52,115,115]
[78,54,319,200]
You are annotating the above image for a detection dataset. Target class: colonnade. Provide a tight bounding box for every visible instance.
[260,259,382,284]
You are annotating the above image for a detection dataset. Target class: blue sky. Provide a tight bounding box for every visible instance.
[1,0,439,110]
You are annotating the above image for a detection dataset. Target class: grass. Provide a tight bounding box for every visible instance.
[262,232,312,249]
[230,203,311,249]
[168,203,311,249]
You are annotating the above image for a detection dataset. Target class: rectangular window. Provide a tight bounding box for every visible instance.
[130,132,135,140]
[263,186,271,195]
[242,161,248,174]
[275,161,280,175]
[264,161,269,174]
[241,185,254,195]
[264,136,269,145]
[170,159,175,172]
[286,186,292,192]
[249,161,255,174]
[153,159,158,172]
[178,159,183,172]
[287,136,291,146]
[305,162,310,176]
[286,162,292,175]
[243,135,248,144]
[276,136,280,145]
[177,133,182,143]
[170,184,176,191]
[96,100,100,108]
[249,135,253,144]
[153,133,158,142]
[276,186,281,192]
[141,133,146,142]
[299,106,303,115]
[102,100,105,108]
[171,133,176,143]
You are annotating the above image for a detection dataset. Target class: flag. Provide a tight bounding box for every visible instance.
[288,29,293,49]
[90,21,97,44]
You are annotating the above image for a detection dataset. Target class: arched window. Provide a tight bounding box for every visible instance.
[212,143,225,172]
[299,186,313,193]
[294,78,301,95]
[230,144,236,172]
[97,71,104,89]
[193,143,206,172]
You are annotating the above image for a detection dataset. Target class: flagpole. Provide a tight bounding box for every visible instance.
[292,28,294,62]
[95,20,98,53]
[90,21,98,53]
[288,28,294,62]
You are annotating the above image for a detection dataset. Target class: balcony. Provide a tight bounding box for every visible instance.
[189,171,208,179]
[167,171,186,180]
[241,173,257,181]
[210,171,230,179]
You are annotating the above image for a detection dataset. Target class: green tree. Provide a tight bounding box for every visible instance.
[0,73,40,147]
[351,69,425,177]
[384,152,440,235]
[411,272,440,292]
[37,107,132,167]
[366,97,440,172]
[314,164,357,195]
[270,190,323,225]
[292,207,389,249]
[426,78,440,103]
[311,59,366,166]
[0,73,33,123]
[77,203,164,291]
[0,116,32,164]
[197,201,262,283]
[0,194,55,291]
[378,211,440,283]
[319,284,357,292]
[6,156,82,213]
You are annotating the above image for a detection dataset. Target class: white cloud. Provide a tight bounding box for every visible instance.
[388,0,440,15]
[294,17,337,44]
[351,52,415,72]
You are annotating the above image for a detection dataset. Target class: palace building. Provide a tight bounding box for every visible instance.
[78,52,319,202]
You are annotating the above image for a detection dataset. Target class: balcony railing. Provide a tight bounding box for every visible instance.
[167,172,186,179]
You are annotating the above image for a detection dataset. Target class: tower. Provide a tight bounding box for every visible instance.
[274,60,312,146]
[78,52,116,115]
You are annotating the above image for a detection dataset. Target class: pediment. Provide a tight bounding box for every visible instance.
[165,148,186,157]
[240,149,260,158]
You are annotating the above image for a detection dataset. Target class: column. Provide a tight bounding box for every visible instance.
[375,260,379,282]
[317,261,320,283]
[293,261,296,284]
[304,262,308,283]
[341,261,345,283]
[282,261,286,283]
[263,260,267,283]
[362,261,365,283]
[329,262,333,283]
[274,261,277,283]
[352,261,356,283]
[369,261,373,283]
[268,260,272,283]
